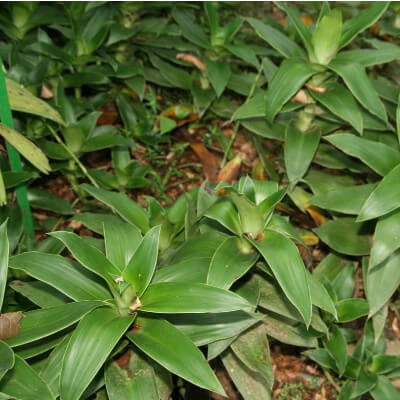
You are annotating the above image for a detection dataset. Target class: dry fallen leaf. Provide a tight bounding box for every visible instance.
[41,83,53,99]
[97,102,118,126]
[217,155,241,184]
[190,143,220,182]
[292,89,309,104]
[305,83,327,93]
[307,206,327,227]
[0,311,25,340]
[252,159,265,181]
[176,53,206,72]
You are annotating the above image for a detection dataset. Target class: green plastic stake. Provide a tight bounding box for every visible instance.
[0,58,35,239]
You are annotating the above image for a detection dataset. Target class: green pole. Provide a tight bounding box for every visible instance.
[0,58,35,240]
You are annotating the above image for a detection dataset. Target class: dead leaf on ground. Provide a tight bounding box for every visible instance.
[190,143,220,182]
[217,155,241,184]
[307,206,326,227]
[176,53,205,71]
[41,83,53,99]
[0,311,25,340]
[97,102,118,126]
[305,83,326,93]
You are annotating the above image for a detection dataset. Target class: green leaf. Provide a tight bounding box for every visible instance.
[367,250,400,317]
[0,123,50,174]
[332,263,355,301]
[397,93,400,144]
[370,375,400,400]
[221,350,272,400]
[246,17,305,59]
[140,282,251,313]
[63,72,109,87]
[5,301,102,347]
[205,59,231,98]
[105,351,159,400]
[324,325,347,376]
[231,323,274,389]
[310,184,376,215]
[312,9,342,64]
[335,48,400,68]
[49,231,120,285]
[307,273,337,318]
[207,237,258,289]
[81,184,150,232]
[205,198,242,235]
[358,163,400,222]
[60,307,134,400]
[159,117,176,134]
[104,222,142,272]
[72,213,123,235]
[172,8,209,48]
[0,340,14,380]
[6,77,65,126]
[250,229,312,327]
[328,61,388,123]
[27,189,73,215]
[370,210,400,267]
[310,84,363,134]
[233,92,265,120]
[339,2,390,49]
[284,124,320,183]
[0,221,8,312]
[224,43,260,69]
[123,225,160,296]
[325,133,400,176]
[303,348,337,372]
[165,311,261,346]
[0,355,54,400]
[313,218,371,256]
[9,252,111,301]
[265,58,315,122]
[336,299,369,323]
[126,314,225,395]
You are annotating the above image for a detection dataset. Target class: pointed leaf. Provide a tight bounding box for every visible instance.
[336,299,369,323]
[205,197,242,235]
[324,325,347,376]
[126,314,225,395]
[140,282,251,313]
[250,229,312,327]
[122,225,160,296]
[0,341,13,381]
[370,375,400,400]
[358,163,400,222]
[60,307,134,400]
[205,59,231,98]
[5,301,102,347]
[265,58,316,122]
[335,48,400,68]
[328,61,387,123]
[81,184,150,232]
[49,231,120,285]
[0,221,8,311]
[9,252,111,301]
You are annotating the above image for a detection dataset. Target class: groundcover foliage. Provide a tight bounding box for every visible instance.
[1,2,400,399]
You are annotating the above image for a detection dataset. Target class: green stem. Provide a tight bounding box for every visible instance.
[0,58,35,240]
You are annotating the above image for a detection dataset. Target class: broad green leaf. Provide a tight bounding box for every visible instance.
[0,341,13,380]
[265,58,315,122]
[122,225,160,296]
[332,263,355,301]
[140,282,251,313]
[63,72,109,87]
[81,184,150,232]
[307,273,337,318]
[231,323,274,388]
[336,299,369,323]
[5,301,102,347]
[276,2,313,57]
[207,237,258,289]
[311,84,363,134]
[303,348,337,372]
[0,355,53,400]
[312,9,342,64]
[205,59,231,98]
[0,123,50,174]
[367,250,400,317]
[324,325,347,376]
[105,352,159,400]
[9,252,111,301]
[284,124,320,183]
[370,210,400,267]
[314,218,371,256]
[165,311,261,346]
[325,133,400,176]
[311,184,376,215]
[328,61,388,123]
[9,280,69,308]
[358,163,400,222]
[172,8,209,48]
[127,314,225,395]
[49,231,120,285]
[335,48,400,68]
[368,355,400,375]
[72,213,123,235]
[232,92,264,120]
[205,197,242,235]
[398,93,400,144]
[339,2,390,49]
[60,307,134,400]
[221,350,272,400]
[251,229,312,327]
[225,43,260,68]
[6,77,65,126]
[246,17,305,59]
[370,375,400,400]
[28,189,73,215]
[0,221,8,311]
[104,222,142,271]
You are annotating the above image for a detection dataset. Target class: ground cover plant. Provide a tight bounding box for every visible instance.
[0,2,400,399]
